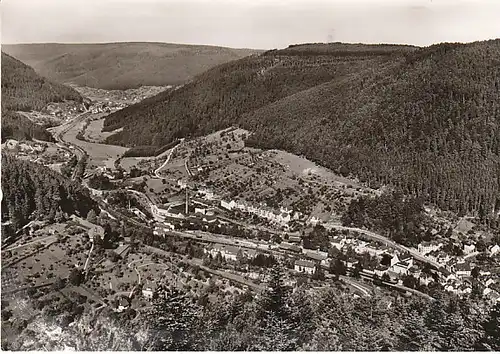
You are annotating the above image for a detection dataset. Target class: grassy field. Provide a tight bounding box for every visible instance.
[83,118,117,143]
[63,119,129,167]
[271,150,362,188]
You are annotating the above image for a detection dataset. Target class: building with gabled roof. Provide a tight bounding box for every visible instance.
[463,243,476,254]
[207,244,241,261]
[288,235,302,244]
[391,260,413,275]
[303,249,328,262]
[279,242,302,253]
[142,281,157,300]
[455,261,472,278]
[418,241,443,255]
[374,265,389,277]
[294,259,316,274]
[116,296,131,312]
[489,244,500,256]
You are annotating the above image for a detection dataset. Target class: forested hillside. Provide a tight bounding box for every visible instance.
[8,265,500,351]
[103,40,500,216]
[1,52,82,112]
[1,52,83,142]
[1,111,54,142]
[3,43,261,89]
[1,153,99,233]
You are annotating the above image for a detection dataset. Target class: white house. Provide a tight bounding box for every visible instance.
[455,262,472,278]
[307,216,321,226]
[484,287,494,296]
[195,207,206,215]
[235,200,248,212]
[457,284,472,295]
[153,222,175,237]
[390,254,400,267]
[489,244,500,256]
[419,274,434,286]
[346,258,359,269]
[418,241,443,255]
[354,241,369,253]
[288,235,302,244]
[278,212,291,224]
[463,244,476,254]
[209,245,240,261]
[303,250,328,263]
[294,259,316,274]
[375,265,389,277]
[331,236,345,251]
[436,253,451,266]
[391,261,413,275]
[142,282,157,300]
[357,243,385,257]
[151,204,185,221]
[445,284,458,295]
[485,278,496,287]
[117,297,130,312]
[220,200,236,211]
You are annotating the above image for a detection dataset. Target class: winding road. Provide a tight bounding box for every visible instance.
[154,138,185,178]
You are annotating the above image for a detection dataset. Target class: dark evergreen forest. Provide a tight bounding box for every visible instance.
[102,40,500,216]
[1,153,99,234]
[1,52,82,141]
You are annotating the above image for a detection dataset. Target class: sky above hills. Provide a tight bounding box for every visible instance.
[2,0,500,49]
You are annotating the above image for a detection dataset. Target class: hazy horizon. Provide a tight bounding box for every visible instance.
[2,0,500,50]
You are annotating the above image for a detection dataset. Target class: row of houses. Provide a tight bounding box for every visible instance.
[220,199,300,225]
[153,222,176,237]
[330,234,438,283]
[416,239,495,257]
[205,244,258,261]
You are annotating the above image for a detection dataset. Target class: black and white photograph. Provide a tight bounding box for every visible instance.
[1,0,500,351]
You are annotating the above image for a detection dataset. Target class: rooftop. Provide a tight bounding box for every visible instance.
[455,262,472,271]
[295,259,316,268]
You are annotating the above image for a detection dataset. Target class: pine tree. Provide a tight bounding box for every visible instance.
[253,312,298,351]
[147,287,202,350]
[424,296,449,350]
[288,286,315,347]
[259,264,290,320]
[482,302,500,351]
[397,309,435,351]
[304,318,342,351]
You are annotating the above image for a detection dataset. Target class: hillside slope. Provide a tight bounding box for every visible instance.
[103,43,415,144]
[1,52,83,142]
[1,111,54,142]
[3,42,261,89]
[100,41,500,216]
[1,153,99,236]
[1,52,83,112]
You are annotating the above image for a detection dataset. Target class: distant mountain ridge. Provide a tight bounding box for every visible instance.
[3,42,262,89]
[101,40,500,216]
